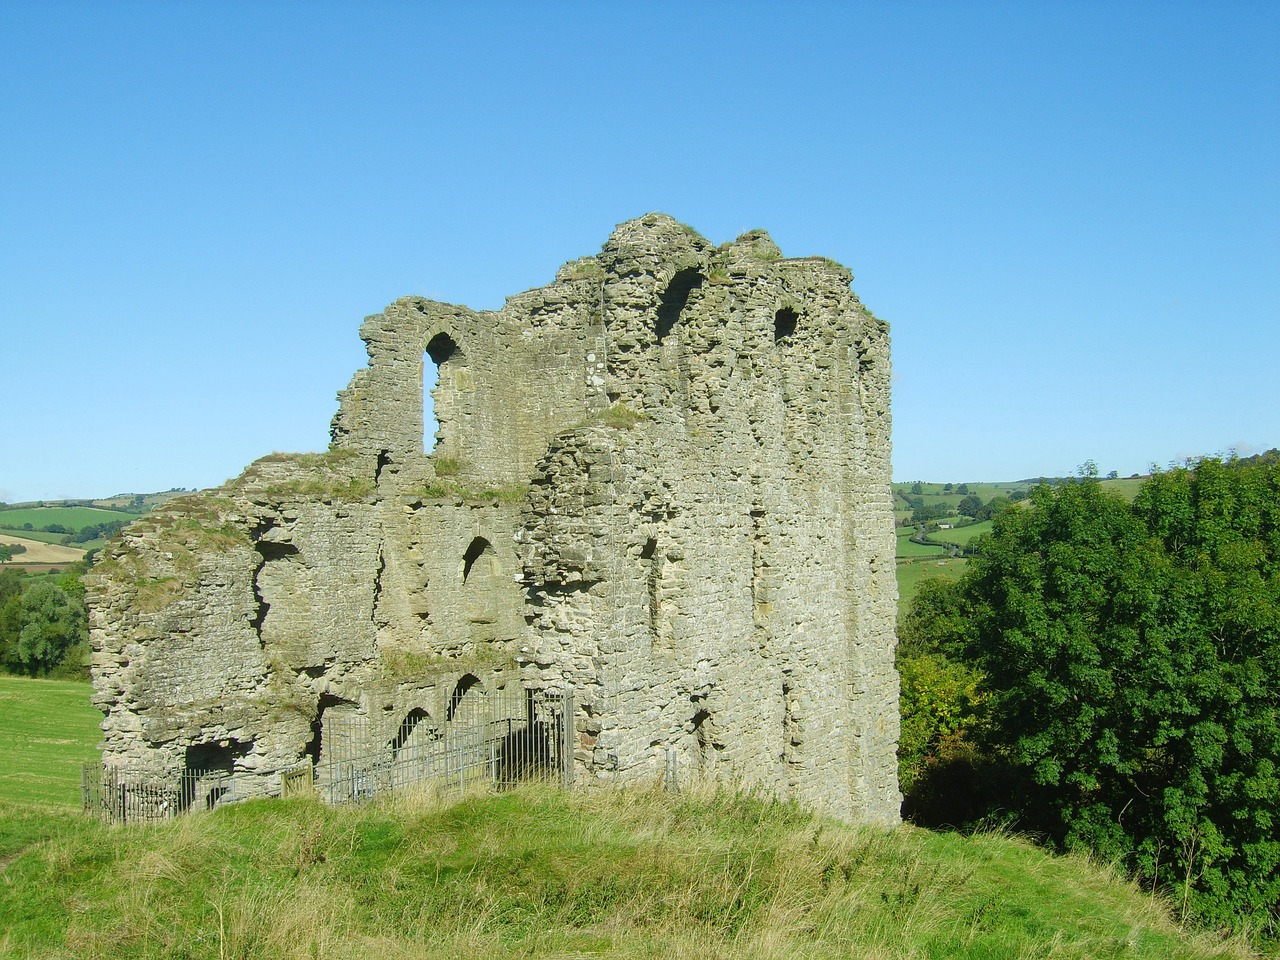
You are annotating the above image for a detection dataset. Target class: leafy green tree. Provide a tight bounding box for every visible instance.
[0,569,25,669]
[0,568,24,606]
[956,494,983,518]
[898,651,984,794]
[1123,458,1280,932]
[58,561,88,600]
[929,462,1280,937]
[910,482,923,495]
[898,578,971,659]
[974,495,1012,521]
[956,483,969,495]
[911,503,951,523]
[4,581,86,676]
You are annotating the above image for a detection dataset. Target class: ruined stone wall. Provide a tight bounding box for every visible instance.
[88,214,899,824]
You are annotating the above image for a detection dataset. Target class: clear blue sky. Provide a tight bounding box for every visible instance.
[3,1,1276,501]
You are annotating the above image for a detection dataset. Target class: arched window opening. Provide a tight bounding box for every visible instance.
[424,332,461,452]
[305,695,360,767]
[448,673,483,722]
[462,537,494,582]
[656,268,704,343]
[774,307,798,343]
[389,707,438,759]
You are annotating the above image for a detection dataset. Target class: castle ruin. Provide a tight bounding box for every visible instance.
[86,214,900,823]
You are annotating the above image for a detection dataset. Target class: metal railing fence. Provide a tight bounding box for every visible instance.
[82,687,574,823]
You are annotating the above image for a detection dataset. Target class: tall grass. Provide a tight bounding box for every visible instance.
[0,784,1258,959]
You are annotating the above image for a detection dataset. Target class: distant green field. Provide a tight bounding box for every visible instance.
[0,506,135,531]
[896,557,967,613]
[929,520,994,546]
[896,533,946,558]
[0,676,101,807]
[892,482,1033,520]
[0,529,73,546]
[893,475,1153,615]
[1099,477,1146,501]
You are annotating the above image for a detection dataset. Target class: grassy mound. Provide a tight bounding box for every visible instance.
[0,786,1257,959]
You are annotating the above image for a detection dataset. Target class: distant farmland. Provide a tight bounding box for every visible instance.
[0,506,136,531]
[0,536,85,566]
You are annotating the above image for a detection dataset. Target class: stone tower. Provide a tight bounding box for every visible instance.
[87,214,900,823]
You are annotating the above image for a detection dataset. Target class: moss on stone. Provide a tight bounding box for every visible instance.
[132,576,187,613]
[592,402,647,430]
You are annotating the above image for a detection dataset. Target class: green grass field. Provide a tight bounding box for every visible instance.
[0,506,136,532]
[929,520,994,546]
[1099,476,1147,501]
[0,676,101,807]
[896,557,967,613]
[0,529,76,546]
[896,532,947,558]
[0,786,1255,959]
[0,678,1258,958]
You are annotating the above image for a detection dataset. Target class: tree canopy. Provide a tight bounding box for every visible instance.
[0,566,89,678]
[902,459,1280,938]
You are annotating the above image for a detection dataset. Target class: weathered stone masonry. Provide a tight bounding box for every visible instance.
[87,214,900,823]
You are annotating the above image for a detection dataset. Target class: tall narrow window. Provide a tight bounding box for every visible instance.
[424,333,460,452]
[692,708,713,772]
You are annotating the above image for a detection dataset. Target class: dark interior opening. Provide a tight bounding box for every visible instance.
[185,740,240,775]
[182,739,248,812]
[656,268,704,343]
[254,540,299,562]
[641,538,659,635]
[426,333,458,367]
[774,307,798,342]
[449,673,481,721]
[305,694,357,766]
[463,537,492,582]
[692,708,711,768]
[389,707,435,759]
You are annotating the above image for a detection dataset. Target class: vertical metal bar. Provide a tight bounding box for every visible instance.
[562,692,575,787]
